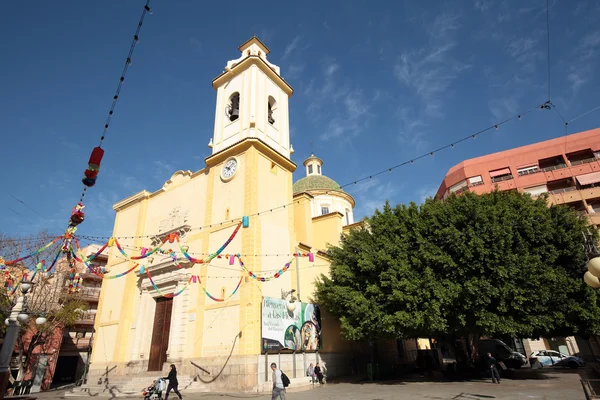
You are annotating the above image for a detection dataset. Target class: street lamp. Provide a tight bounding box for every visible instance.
[282,289,298,312]
[0,279,39,398]
[583,230,600,288]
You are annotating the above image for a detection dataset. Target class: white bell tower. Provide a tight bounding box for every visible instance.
[209,37,294,159]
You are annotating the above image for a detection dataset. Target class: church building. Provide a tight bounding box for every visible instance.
[88,37,358,392]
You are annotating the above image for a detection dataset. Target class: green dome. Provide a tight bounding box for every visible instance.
[293,175,343,194]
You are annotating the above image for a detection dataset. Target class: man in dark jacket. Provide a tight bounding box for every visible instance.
[485,353,500,384]
[164,364,183,399]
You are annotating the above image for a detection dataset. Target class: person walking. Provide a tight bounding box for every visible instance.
[164,364,183,399]
[271,363,286,400]
[485,353,501,384]
[306,362,316,385]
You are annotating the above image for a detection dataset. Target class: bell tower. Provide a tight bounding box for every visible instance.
[210,37,294,159]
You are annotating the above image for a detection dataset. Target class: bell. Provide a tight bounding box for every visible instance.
[229,108,239,121]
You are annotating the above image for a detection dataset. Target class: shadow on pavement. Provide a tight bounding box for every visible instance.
[328,366,593,386]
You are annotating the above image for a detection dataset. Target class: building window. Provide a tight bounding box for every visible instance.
[308,165,313,174]
[489,167,513,183]
[226,92,240,122]
[449,180,468,194]
[517,165,539,176]
[268,96,277,125]
[321,206,330,215]
[468,176,483,186]
[317,165,321,174]
[345,209,350,225]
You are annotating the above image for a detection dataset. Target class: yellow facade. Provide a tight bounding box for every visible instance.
[89,38,359,391]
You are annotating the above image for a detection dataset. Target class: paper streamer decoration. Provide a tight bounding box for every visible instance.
[178,221,242,264]
[146,270,192,298]
[0,236,63,268]
[236,256,293,282]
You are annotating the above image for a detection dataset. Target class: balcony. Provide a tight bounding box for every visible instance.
[491,174,514,183]
[548,186,577,195]
[567,149,597,166]
[75,311,97,326]
[78,288,100,302]
[547,179,577,195]
[539,155,567,172]
[81,272,103,281]
[60,336,92,352]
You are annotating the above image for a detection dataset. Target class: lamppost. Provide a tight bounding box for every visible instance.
[582,230,600,288]
[0,280,46,399]
[281,289,298,312]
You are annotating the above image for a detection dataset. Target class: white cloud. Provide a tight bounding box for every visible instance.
[568,30,600,94]
[153,160,175,182]
[325,63,339,76]
[349,178,402,218]
[304,60,372,142]
[416,185,439,204]
[281,36,301,61]
[393,11,468,146]
[285,64,305,80]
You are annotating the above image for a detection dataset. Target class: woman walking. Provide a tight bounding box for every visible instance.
[164,364,183,400]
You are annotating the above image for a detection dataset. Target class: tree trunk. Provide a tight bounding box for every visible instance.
[466,334,480,364]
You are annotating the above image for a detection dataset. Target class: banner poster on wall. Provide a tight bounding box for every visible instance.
[261,296,322,353]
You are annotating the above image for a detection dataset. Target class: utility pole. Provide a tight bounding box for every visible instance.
[295,247,301,302]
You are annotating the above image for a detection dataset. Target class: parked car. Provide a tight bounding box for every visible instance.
[529,350,586,369]
[478,339,528,369]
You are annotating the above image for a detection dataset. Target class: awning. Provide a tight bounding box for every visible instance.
[489,168,511,177]
[576,172,600,186]
[517,163,538,169]
[469,176,483,184]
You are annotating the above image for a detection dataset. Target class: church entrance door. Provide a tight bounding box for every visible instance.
[148,297,173,371]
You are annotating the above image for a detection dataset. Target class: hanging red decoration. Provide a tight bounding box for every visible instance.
[82,147,105,187]
[69,202,85,227]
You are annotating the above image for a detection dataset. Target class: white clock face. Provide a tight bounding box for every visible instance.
[222,158,237,180]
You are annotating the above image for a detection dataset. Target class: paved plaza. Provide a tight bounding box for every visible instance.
[33,368,589,400]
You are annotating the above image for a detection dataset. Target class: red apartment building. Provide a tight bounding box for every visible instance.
[435,127,600,359]
[436,128,600,226]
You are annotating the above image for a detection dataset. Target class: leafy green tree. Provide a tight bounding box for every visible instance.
[315,190,600,356]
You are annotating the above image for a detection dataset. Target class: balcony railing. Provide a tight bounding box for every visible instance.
[518,168,540,176]
[541,164,567,172]
[61,336,92,350]
[76,311,97,325]
[491,174,514,183]
[79,288,100,299]
[548,186,577,195]
[570,157,597,166]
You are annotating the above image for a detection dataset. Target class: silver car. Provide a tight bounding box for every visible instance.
[530,350,586,368]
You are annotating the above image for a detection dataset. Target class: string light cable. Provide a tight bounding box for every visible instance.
[77,101,551,241]
[62,0,153,236]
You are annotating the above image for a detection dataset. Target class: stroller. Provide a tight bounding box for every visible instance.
[143,378,166,400]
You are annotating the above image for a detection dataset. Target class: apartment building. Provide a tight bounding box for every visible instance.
[51,245,106,386]
[435,127,600,359]
[436,128,600,226]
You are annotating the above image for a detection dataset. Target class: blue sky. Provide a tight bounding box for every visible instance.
[1,0,600,239]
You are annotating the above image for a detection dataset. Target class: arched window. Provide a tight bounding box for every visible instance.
[226,92,240,122]
[268,96,277,125]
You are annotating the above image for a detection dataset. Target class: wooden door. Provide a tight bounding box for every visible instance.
[148,297,173,371]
